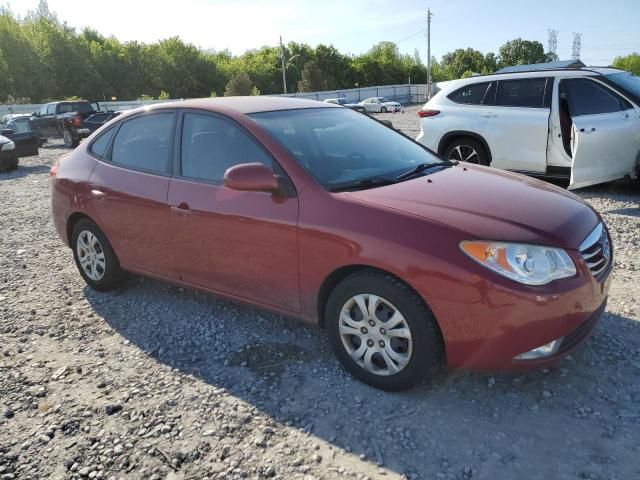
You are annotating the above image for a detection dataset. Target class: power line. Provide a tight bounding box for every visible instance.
[396,29,427,44]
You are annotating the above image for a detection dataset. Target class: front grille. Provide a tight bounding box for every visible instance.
[579,223,612,279]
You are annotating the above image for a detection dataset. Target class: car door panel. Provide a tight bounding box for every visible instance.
[89,162,174,276]
[569,109,638,189]
[564,78,640,189]
[475,78,550,173]
[168,179,300,311]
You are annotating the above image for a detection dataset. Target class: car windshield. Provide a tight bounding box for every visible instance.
[250,107,442,191]
[58,102,94,114]
[379,97,391,102]
[606,72,640,98]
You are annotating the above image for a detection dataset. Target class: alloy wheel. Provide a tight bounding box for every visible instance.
[339,294,413,376]
[449,144,479,163]
[76,230,106,281]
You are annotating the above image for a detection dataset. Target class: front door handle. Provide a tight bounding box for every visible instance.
[480,112,496,118]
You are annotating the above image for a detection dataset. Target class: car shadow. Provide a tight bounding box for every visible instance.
[82,275,640,477]
[0,163,51,180]
[605,207,640,218]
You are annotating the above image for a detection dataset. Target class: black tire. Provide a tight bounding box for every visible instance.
[325,269,444,391]
[63,128,79,148]
[71,218,127,291]
[444,137,489,166]
[381,106,388,113]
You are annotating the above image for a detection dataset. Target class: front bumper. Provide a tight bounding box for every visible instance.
[430,249,612,372]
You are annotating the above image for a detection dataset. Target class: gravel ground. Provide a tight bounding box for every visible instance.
[1,109,639,480]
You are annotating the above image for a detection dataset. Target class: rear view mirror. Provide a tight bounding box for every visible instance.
[1,129,14,136]
[224,163,279,192]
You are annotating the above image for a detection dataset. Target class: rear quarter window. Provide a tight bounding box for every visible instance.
[89,127,116,158]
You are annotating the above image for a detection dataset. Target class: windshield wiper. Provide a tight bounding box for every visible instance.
[330,177,398,192]
[395,161,453,181]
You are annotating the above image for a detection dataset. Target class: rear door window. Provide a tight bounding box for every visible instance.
[448,82,490,105]
[111,113,174,174]
[564,78,631,116]
[180,112,273,183]
[496,78,547,108]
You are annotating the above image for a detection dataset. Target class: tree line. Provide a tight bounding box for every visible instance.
[1,1,636,104]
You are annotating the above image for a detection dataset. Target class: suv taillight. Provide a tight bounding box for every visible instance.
[418,109,440,118]
[73,114,82,127]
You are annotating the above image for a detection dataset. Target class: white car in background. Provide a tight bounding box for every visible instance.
[416,67,640,189]
[359,97,402,113]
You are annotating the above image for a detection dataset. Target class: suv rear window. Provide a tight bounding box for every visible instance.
[496,78,547,108]
[448,82,490,105]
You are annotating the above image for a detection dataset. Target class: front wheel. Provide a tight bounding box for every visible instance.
[71,219,127,291]
[381,106,388,113]
[325,270,444,391]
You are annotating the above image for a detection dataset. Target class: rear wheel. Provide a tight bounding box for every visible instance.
[63,128,79,148]
[71,219,127,291]
[444,137,489,166]
[325,270,444,391]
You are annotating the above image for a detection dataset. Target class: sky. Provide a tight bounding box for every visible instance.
[5,0,640,65]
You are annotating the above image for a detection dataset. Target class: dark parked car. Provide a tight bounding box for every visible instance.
[83,111,122,133]
[0,116,39,170]
[51,97,611,391]
[31,100,97,148]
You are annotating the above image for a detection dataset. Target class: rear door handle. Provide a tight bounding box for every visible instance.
[480,112,496,118]
[579,127,596,133]
[170,202,192,216]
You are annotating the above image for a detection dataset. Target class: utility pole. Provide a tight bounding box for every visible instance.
[279,36,288,94]
[427,8,433,100]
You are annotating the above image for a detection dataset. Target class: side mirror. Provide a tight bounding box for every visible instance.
[224,163,279,192]
[1,129,14,136]
[31,112,39,117]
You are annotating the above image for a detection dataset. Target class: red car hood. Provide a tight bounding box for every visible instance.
[346,164,599,249]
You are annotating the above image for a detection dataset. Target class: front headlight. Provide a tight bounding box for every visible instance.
[460,241,576,286]
[1,141,15,151]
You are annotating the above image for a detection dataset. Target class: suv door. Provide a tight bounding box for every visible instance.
[88,112,176,276]
[168,110,300,312]
[564,77,639,189]
[474,77,552,172]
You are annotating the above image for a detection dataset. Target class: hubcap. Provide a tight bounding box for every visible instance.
[76,230,106,281]
[449,144,479,163]
[339,294,413,376]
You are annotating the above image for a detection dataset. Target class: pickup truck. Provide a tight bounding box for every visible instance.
[31,100,97,148]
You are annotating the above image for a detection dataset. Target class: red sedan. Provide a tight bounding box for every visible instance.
[50,97,612,391]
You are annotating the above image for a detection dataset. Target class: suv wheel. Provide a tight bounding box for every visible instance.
[444,137,489,166]
[71,219,127,291]
[325,270,444,391]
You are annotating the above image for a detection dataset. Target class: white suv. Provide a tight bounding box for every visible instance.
[416,68,640,189]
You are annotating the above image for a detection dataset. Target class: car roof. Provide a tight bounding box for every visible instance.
[433,67,628,97]
[145,96,337,114]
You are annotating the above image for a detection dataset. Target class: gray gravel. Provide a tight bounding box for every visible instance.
[1,111,639,480]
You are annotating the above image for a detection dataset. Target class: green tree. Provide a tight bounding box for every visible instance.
[224,72,254,96]
[440,48,485,79]
[298,61,326,92]
[613,52,640,75]
[498,38,546,68]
